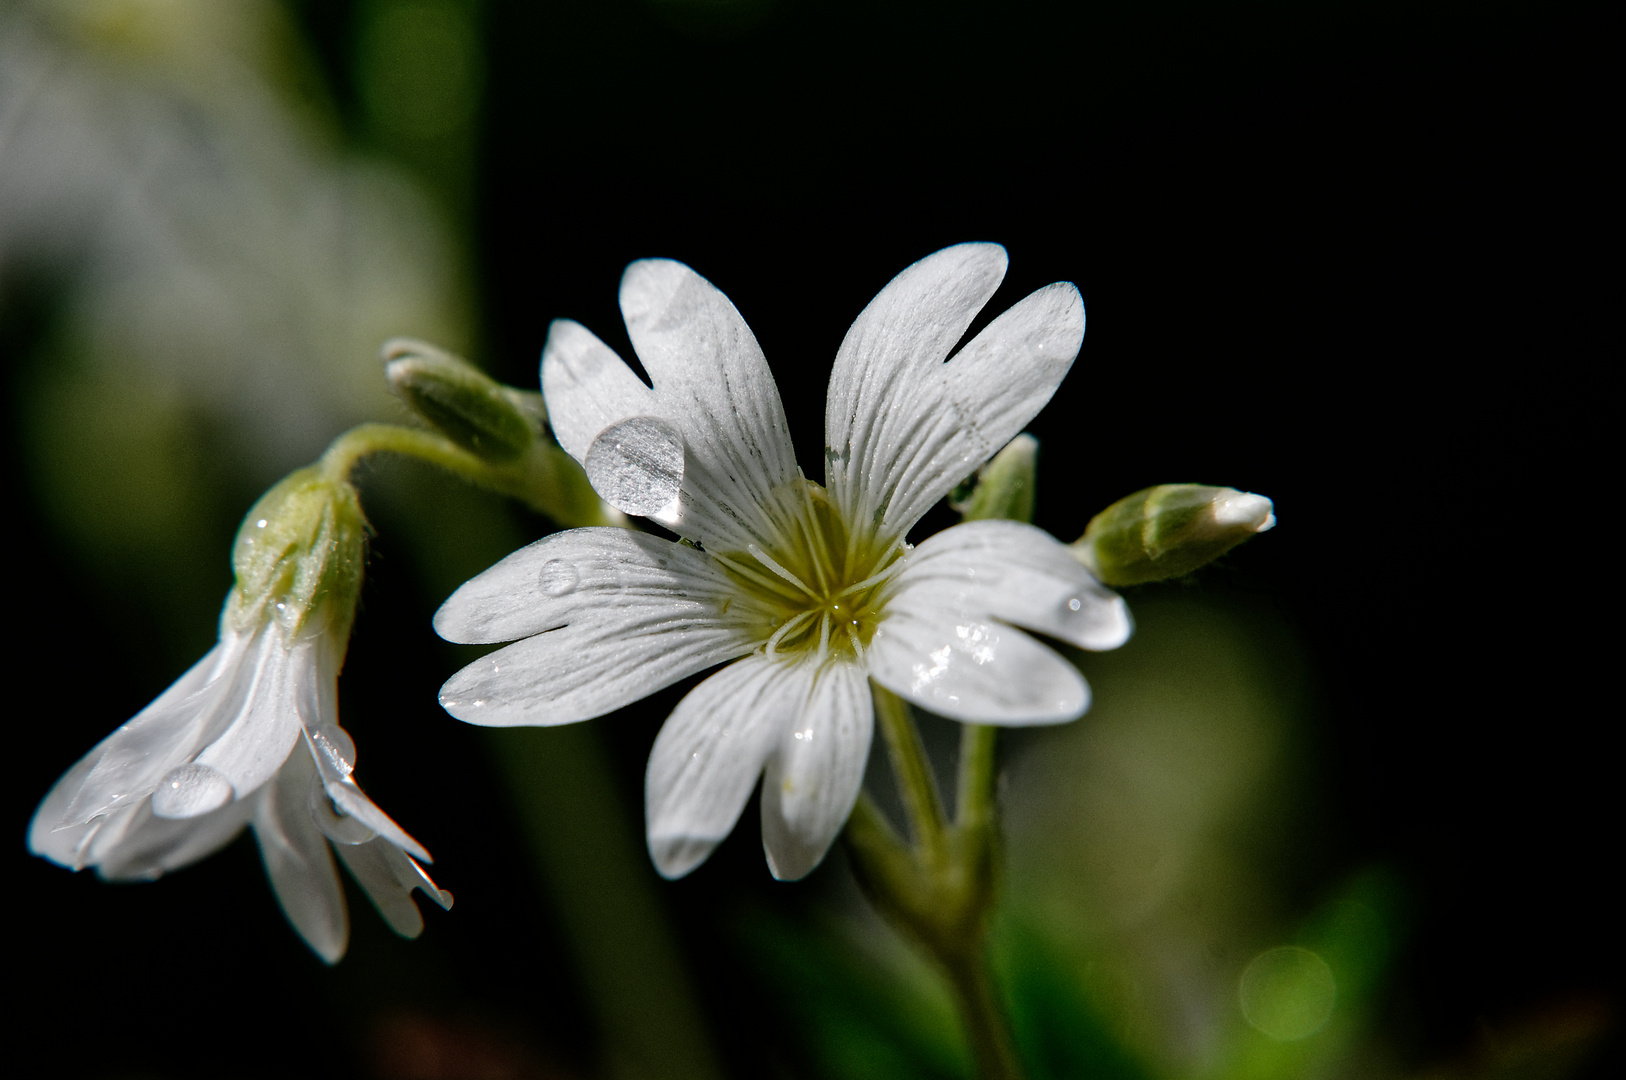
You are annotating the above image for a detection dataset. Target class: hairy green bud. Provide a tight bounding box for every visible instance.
[1074,484,1275,586]
[951,434,1038,524]
[229,467,367,639]
[383,338,538,462]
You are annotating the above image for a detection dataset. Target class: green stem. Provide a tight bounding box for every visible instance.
[317,422,623,528]
[946,953,1024,1080]
[852,687,1024,1080]
[873,684,948,863]
[956,723,999,830]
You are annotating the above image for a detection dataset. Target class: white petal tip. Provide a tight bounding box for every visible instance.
[1213,491,1276,532]
[648,834,719,880]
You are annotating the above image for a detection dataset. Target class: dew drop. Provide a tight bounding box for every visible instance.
[309,783,376,845]
[539,559,580,597]
[151,763,234,819]
[1068,598,1082,611]
[585,415,685,517]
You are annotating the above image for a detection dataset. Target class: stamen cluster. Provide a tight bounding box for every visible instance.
[711,481,906,664]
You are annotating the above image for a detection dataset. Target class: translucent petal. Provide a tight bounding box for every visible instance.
[250,751,348,964]
[304,740,431,862]
[29,747,107,867]
[335,838,452,940]
[760,660,873,880]
[645,655,796,879]
[94,798,254,882]
[295,648,432,862]
[892,520,1131,652]
[183,630,310,815]
[867,601,1089,726]
[56,631,254,828]
[541,261,800,551]
[825,244,1085,544]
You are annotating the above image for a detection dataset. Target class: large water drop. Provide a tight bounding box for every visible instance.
[539,559,580,597]
[151,763,234,818]
[585,415,685,517]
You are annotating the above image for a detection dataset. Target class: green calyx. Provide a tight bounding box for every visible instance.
[383,338,539,462]
[1074,483,1275,586]
[228,467,367,639]
[951,434,1037,524]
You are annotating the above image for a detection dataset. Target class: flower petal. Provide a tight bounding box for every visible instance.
[334,838,453,939]
[825,244,1085,543]
[93,798,254,882]
[759,660,873,881]
[250,750,348,964]
[542,261,800,551]
[436,529,769,727]
[295,647,434,863]
[645,655,795,879]
[892,520,1131,652]
[303,728,432,864]
[868,600,1090,726]
[538,318,658,464]
[180,630,309,815]
[54,632,252,829]
[434,527,754,645]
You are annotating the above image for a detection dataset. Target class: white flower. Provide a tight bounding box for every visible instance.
[29,611,452,964]
[435,244,1131,880]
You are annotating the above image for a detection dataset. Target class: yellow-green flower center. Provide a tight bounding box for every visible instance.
[713,481,905,664]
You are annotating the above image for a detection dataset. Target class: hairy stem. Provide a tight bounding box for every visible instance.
[318,422,623,528]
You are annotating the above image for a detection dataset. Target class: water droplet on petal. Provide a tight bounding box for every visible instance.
[151,763,234,818]
[585,416,685,517]
[1068,598,1082,611]
[539,559,580,596]
[308,783,376,845]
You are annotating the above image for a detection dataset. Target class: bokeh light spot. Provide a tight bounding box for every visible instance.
[1239,945,1337,1041]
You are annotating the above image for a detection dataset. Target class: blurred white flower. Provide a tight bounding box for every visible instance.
[435,244,1131,881]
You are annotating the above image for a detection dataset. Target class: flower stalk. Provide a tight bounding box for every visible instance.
[317,421,622,528]
[843,435,1043,1080]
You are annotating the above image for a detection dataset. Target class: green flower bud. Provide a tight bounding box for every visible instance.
[951,434,1038,524]
[228,467,368,640]
[1074,484,1275,586]
[383,338,538,462]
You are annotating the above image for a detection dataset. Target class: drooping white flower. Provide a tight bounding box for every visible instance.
[435,244,1131,881]
[29,470,451,962]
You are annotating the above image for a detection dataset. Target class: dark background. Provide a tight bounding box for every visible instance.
[8,1,1612,1077]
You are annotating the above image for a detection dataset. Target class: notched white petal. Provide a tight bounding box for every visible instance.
[335,838,452,939]
[540,318,658,463]
[252,750,348,963]
[433,527,742,645]
[585,415,686,518]
[895,519,1132,652]
[645,655,797,879]
[826,244,1087,542]
[867,603,1089,726]
[760,662,873,881]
